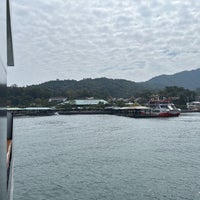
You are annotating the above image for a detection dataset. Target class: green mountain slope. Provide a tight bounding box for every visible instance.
[38,78,145,98]
[8,68,200,107]
[142,68,200,90]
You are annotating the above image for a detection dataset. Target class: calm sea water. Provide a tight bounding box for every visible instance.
[13,113,200,200]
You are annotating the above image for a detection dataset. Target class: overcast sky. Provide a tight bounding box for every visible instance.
[8,0,200,86]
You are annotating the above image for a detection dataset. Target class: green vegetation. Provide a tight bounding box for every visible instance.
[158,86,196,109]
[7,78,198,109]
[195,88,200,99]
[143,68,200,90]
[0,84,6,107]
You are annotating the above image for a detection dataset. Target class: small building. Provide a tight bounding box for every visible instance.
[73,99,108,106]
[61,99,108,109]
[48,97,67,103]
[187,101,200,111]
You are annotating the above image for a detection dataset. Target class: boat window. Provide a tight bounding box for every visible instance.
[168,105,173,110]
[160,105,168,108]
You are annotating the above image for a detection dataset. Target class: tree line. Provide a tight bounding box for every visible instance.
[7,83,197,109]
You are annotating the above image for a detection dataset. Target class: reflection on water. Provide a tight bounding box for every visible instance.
[14,114,200,200]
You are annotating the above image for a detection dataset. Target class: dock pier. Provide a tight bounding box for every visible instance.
[8,107,200,118]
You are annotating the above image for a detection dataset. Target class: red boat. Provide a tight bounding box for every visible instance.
[147,100,180,117]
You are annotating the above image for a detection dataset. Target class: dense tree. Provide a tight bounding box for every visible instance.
[158,86,196,108]
[195,88,200,100]
[7,78,199,108]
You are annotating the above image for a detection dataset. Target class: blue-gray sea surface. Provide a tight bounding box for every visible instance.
[13,113,200,200]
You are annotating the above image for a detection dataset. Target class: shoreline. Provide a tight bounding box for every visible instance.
[12,109,200,117]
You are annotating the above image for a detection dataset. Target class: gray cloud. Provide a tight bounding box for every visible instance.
[8,0,200,86]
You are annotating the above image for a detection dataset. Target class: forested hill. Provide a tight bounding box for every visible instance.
[38,78,145,98]
[7,68,200,107]
[142,68,200,90]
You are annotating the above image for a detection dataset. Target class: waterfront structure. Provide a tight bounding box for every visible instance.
[115,106,152,118]
[73,99,108,106]
[48,97,67,103]
[0,0,14,199]
[186,101,200,111]
[62,99,108,109]
[8,107,55,116]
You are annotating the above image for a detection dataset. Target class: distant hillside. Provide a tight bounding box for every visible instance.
[142,68,200,90]
[7,68,200,107]
[38,78,145,98]
[8,74,199,107]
